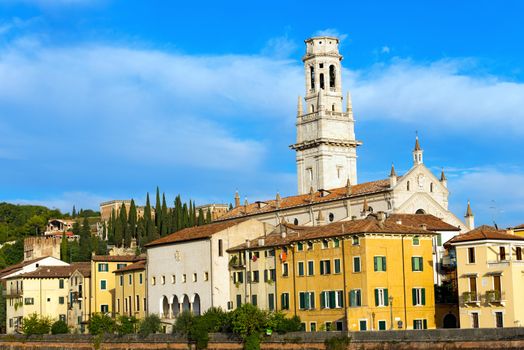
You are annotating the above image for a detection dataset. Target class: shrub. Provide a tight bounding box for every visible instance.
[116,315,138,335]
[51,320,69,334]
[22,313,52,335]
[230,304,268,342]
[172,310,194,337]
[201,307,227,332]
[189,316,210,350]
[88,313,115,335]
[138,314,161,338]
[325,335,351,350]
[268,312,302,334]
[244,333,261,350]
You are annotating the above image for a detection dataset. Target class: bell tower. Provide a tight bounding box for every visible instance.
[291,36,361,195]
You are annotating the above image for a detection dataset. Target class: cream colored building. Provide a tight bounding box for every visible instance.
[448,225,524,328]
[68,263,92,333]
[114,259,147,319]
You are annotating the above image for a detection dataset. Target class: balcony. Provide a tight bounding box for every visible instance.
[485,290,506,306]
[228,256,245,269]
[462,291,480,306]
[3,289,23,298]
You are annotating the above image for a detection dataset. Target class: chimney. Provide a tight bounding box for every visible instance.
[275,192,281,209]
[389,163,397,188]
[345,178,352,196]
[258,238,265,247]
[419,224,427,231]
[246,239,250,248]
[377,211,386,224]
[464,200,475,230]
[316,211,325,226]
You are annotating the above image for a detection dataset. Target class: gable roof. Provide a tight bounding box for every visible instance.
[114,259,146,273]
[387,214,460,232]
[228,214,433,252]
[446,225,524,245]
[217,179,393,221]
[145,220,244,248]
[0,256,51,280]
[91,255,142,262]
[513,223,524,230]
[18,262,90,279]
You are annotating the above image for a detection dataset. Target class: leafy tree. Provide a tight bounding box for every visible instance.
[138,314,161,338]
[0,284,5,334]
[60,233,70,262]
[88,313,115,335]
[172,310,194,337]
[229,304,268,341]
[51,320,69,334]
[79,217,92,261]
[116,315,138,335]
[1,239,24,267]
[22,313,52,335]
[72,205,76,218]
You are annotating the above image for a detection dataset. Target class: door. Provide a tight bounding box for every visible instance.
[378,320,387,330]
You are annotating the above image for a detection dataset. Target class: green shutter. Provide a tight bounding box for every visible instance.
[411,257,415,271]
[374,289,379,306]
[420,258,423,271]
[413,320,416,329]
[423,319,427,329]
[338,291,343,307]
[281,294,285,309]
[299,292,305,309]
[335,259,341,273]
[357,290,361,306]
[412,288,417,305]
[421,288,426,305]
[384,289,389,306]
[349,291,355,307]
[437,234,442,246]
[383,257,387,271]
[374,257,378,271]
[329,291,336,308]
[310,292,315,309]
[320,262,324,275]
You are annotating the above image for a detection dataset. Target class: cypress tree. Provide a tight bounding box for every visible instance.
[182,203,189,229]
[79,217,92,261]
[60,233,70,262]
[144,193,157,243]
[107,209,116,245]
[161,193,169,236]
[72,205,77,218]
[188,201,194,227]
[206,208,212,224]
[155,187,162,231]
[136,217,146,248]
[128,200,137,245]
[197,208,204,226]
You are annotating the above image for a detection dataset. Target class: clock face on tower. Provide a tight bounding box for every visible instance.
[417,174,425,190]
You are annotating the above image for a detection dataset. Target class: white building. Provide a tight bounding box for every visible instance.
[145,219,273,329]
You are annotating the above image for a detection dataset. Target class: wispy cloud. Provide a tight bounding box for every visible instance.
[313,28,348,42]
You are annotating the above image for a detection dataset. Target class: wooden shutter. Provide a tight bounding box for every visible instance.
[412,288,417,305]
[374,289,379,306]
[421,288,426,305]
[384,289,389,306]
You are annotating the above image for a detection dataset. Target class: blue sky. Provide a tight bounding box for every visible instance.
[0,0,523,228]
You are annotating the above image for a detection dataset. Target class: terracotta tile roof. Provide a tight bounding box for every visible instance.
[217,179,392,221]
[513,223,524,230]
[91,255,142,262]
[145,220,244,248]
[114,259,146,273]
[228,214,433,252]
[20,262,90,279]
[0,256,49,279]
[387,214,460,232]
[446,225,524,245]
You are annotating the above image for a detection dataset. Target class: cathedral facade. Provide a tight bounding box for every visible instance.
[218,36,471,235]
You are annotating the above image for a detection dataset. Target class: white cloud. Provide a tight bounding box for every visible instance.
[261,35,298,59]
[313,28,348,42]
[347,59,524,135]
[381,46,390,54]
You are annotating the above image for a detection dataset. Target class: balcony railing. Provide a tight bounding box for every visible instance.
[462,291,479,305]
[3,289,23,298]
[485,290,505,304]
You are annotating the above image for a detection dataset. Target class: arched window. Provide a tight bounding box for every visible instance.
[368,206,374,213]
[430,183,433,192]
[310,104,315,113]
[294,218,299,225]
[415,209,426,214]
[329,65,336,88]
[310,66,315,90]
[407,181,410,191]
[319,73,325,89]
[332,104,335,111]
[329,213,335,222]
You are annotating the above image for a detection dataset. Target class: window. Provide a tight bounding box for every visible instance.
[353,256,361,273]
[136,295,140,311]
[307,260,315,276]
[151,277,156,286]
[24,298,34,305]
[413,236,420,246]
[329,65,336,88]
[139,273,143,284]
[236,294,242,308]
[298,262,305,276]
[359,320,367,331]
[333,239,340,248]
[236,271,244,283]
[251,295,258,306]
[430,183,433,192]
[161,276,165,285]
[101,305,109,313]
[307,241,313,250]
[171,275,176,284]
[252,270,259,283]
[407,181,410,191]
[495,312,504,328]
[218,239,223,256]
[282,263,289,277]
[267,249,275,257]
[293,218,299,225]
[58,296,64,304]
[412,257,423,271]
[468,247,476,263]
[204,272,209,281]
[98,263,109,272]
[335,321,343,331]
[320,260,331,275]
[319,73,325,89]
[374,288,389,307]
[471,312,479,328]
[334,259,341,274]
[374,256,387,271]
[59,279,64,289]
[320,290,343,309]
[500,246,506,261]
[297,242,303,251]
[117,263,126,270]
[352,236,360,245]
[329,213,335,222]
[192,273,197,282]
[412,288,426,306]
[119,275,124,286]
[182,274,187,283]
[59,314,66,322]
[310,322,317,332]
[413,319,427,330]
[322,240,329,249]
[268,294,275,311]
[469,276,477,299]
[281,293,290,310]
[516,247,523,261]
[299,291,315,310]
[349,290,361,307]
[310,66,315,89]
[378,320,387,331]
[127,275,132,284]
[100,280,107,290]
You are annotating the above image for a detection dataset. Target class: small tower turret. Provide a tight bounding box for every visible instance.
[234,191,240,208]
[465,200,475,230]
[389,163,397,188]
[413,135,423,165]
[440,168,447,188]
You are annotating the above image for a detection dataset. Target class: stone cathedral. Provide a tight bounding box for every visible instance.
[218,36,472,235]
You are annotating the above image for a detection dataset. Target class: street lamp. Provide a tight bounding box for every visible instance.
[389,295,394,330]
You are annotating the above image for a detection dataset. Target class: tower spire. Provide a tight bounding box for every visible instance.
[412,133,423,165]
[346,91,353,113]
[389,163,397,188]
[440,168,447,187]
[464,200,475,230]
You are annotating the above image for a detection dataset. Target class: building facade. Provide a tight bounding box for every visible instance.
[114,259,147,319]
[448,226,524,329]
[67,264,92,333]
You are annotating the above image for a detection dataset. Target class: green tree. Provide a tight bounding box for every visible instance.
[22,313,52,335]
[79,217,92,261]
[117,203,128,247]
[155,187,162,232]
[51,320,69,334]
[72,205,77,218]
[206,209,212,224]
[138,314,161,338]
[145,193,157,243]
[88,313,115,335]
[1,239,24,266]
[197,208,204,226]
[116,315,138,335]
[161,193,169,236]
[60,233,70,262]
[128,199,137,244]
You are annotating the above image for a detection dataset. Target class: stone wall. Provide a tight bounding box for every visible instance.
[1,328,524,350]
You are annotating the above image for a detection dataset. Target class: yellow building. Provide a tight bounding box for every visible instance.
[229,213,437,332]
[91,255,142,315]
[114,259,147,319]
[447,225,524,328]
